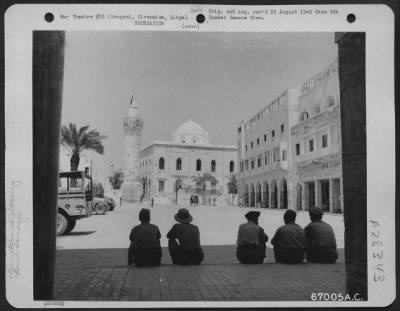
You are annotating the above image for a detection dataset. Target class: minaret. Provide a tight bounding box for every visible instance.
[121,95,144,202]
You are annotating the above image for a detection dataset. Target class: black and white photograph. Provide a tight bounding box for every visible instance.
[4,4,396,308]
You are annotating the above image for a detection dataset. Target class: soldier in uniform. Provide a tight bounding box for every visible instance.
[236,211,268,264]
[304,206,338,263]
[271,209,306,264]
[167,208,204,265]
[128,208,162,266]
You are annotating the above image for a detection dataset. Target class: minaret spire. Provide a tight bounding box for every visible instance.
[122,91,144,202]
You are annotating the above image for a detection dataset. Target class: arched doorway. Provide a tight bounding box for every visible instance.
[296,183,303,210]
[262,182,269,208]
[250,184,255,207]
[279,178,288,209]
[244,184,249,207]
[256,183,262,207]
[270,180,277,209]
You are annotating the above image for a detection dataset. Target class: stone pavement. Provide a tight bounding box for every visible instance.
[54,245,345,301]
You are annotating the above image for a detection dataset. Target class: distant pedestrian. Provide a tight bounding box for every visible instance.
[236,211,268,264]
[194,195,199,206]
[213,196,216,206]
[151,197,154,207]
[271,210,306,264]
[208,196,211,206]
[239,198,243,207]
[167,208,204,265]
[128,208,162,267]
[120,196,122,206]
[190,195,194,207]
[304,207,338,263]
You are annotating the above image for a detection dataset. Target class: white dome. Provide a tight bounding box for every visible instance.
[173,118,209,144]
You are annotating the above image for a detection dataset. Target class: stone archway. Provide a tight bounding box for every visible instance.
[262,182,269,208]
[244,184,249,207]
[270,180,277,209]
[279,178,288,209]
[296,183,303,211]
[250,183,255,207]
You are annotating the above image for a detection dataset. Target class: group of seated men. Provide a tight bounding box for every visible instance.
[128,206,338,267]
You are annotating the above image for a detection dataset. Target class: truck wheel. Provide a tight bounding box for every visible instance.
[65,219,76,234]
[94,203,107,215]
[57,213,68,236]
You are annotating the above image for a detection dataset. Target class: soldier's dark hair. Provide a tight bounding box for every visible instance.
[283,209,296,224]
[139,208,150,223]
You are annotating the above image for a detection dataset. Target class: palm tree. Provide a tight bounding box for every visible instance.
[60,123,107,171]
[192,172,218,205]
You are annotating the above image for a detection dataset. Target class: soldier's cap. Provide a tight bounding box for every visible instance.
[245,211,261,220]
[309,206,324,216]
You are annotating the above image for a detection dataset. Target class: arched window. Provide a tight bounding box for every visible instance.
[326,96,335,108]
[176,158,182,171]
[313,104,320,114]
[300,111,309,121]
[211,160,216,172]
[159,157,165,170]
[229,160,235,173]
[196,159,202,171]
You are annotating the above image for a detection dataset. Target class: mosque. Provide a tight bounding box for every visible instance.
[121,97,237,205]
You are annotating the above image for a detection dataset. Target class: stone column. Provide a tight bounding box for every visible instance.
[329,179,334,213]
[315,180,322,208]
[335,32,367,299]
[33,31,65,300]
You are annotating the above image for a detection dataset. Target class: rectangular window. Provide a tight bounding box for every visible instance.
[296,143,300,155]
[257,157,261,167]
[281,124,284,133]
[251,160,254,169]
[158,180,165,193]
[245,160,249,171]
[251,142,253,149]
[273,147,280,162]
[309,139,314,152]
[245,145,248,151]
[257,138,260,145]
[272,130,275,138]
[282,150,287,161]
[264,153,268,165]
[264,134,267,142]
[322,134,328,148]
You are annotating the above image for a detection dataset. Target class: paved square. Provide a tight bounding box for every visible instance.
[54,203,345,302]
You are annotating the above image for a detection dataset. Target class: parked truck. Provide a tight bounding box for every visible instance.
[57,171,93,236]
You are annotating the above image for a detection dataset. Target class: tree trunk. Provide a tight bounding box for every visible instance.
[33,31,65,300]
[70,153,80,171]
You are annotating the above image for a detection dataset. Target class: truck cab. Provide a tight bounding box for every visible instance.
[57,171,93,236]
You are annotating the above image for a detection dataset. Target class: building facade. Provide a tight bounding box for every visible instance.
[139,119,237,205]
[237,59,343,213]
[237,89,299,209]
[291,59,343,213]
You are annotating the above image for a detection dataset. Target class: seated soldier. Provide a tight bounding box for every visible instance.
[236,211,268,264]
[167,208,204,265]
[128,208,162,266]
[271,209,306,264]
[305,207,338,263]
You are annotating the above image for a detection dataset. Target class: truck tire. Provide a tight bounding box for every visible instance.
[57,213,68,236]
[94,202,107,215]
[65,219,76,234]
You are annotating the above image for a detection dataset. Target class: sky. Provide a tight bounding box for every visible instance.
[60,31,338,182]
